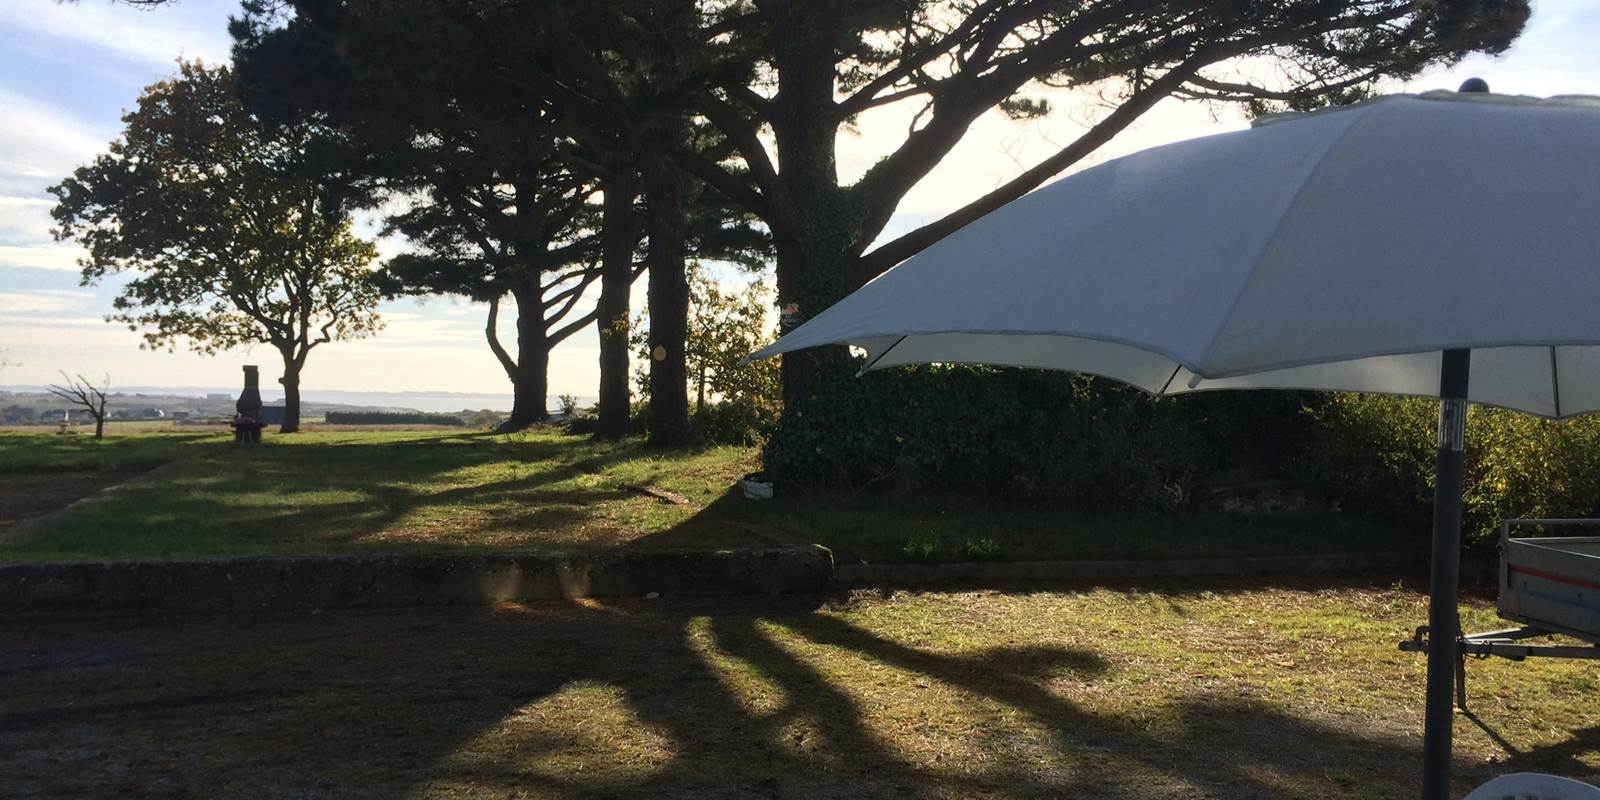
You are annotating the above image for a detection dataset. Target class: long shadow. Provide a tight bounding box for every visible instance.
[1465,712,1600,784]
[5,595,1557,799]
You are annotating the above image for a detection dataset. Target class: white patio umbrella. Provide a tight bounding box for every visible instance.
[751,84,1600,799]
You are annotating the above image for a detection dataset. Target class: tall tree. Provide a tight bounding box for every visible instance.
[595,174,643,439]
[374,142,614,428]
[51,62,381,433]
[631,0,1527,401]
[489,0,770,446]
[232,0,639,429]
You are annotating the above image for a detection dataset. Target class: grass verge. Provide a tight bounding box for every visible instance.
[1,428,1412,564]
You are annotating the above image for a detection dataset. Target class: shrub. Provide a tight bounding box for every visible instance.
[1302,394,1600,547]
[458,409,505,429]
[563,405,600,436]
[691,396,781,446]
[764,362,1319,510]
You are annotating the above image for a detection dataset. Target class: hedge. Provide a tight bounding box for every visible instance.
[323,411,466,426]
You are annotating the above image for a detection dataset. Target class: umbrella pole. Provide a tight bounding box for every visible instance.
[1422,348,1470,800]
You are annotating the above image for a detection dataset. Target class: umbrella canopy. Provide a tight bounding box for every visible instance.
[753,91,1600,418]
[752,87,1600,800]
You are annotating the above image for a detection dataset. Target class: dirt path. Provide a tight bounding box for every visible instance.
[0,472,138,535]
[0,461,187,544]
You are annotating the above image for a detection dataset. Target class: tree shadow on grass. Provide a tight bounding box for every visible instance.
[4,596,1567,799]
[1463,711,1600,784]
[5,433,695,559]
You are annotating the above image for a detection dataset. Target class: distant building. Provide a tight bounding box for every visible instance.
[136,408,165,419]
[170,411,190,420]
[40,409,69,423]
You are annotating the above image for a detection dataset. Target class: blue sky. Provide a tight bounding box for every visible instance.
[2,0,1598,395]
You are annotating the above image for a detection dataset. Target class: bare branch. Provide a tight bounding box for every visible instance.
[46,371,110,439]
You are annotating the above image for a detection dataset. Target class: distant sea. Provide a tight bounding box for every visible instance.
[0,385,594,414]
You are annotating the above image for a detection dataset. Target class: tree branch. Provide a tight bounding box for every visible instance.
[672,148,786,235]
[543,266,601,313]
[543,267,600,328]
[855,55,1212,282]
[699,91,795,228]
[548,308,599,346]
[484,294,518,382]
[835,0,1019,118]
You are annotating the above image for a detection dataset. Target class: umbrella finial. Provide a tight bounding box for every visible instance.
[1458,77,1490,93]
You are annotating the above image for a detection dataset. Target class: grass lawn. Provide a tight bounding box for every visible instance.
[4,582,1596,798]
[0,428,1413,564]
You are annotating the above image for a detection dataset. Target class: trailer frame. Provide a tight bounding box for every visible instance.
[1398,518,1600,709]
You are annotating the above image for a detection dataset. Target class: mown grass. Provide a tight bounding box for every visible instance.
[0,428,1413,564]
[0,428,762,562]
[4,583,1595,798]
[721,493,1410,565]
[0,430,220,474]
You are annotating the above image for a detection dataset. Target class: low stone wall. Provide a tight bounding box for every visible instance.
[833,551,1424,587]
[0,548,1438,615]
[0,546,834,614]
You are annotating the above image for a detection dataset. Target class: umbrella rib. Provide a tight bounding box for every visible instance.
[1551,346,1563,418]
[1157,364,1183,396]
[861,335,909,372]
[1194,109,1371,370]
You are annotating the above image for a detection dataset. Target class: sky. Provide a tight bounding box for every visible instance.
[2,0,1598,398]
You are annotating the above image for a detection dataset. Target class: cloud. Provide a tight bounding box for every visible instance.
[0,196,59,244]
[358,312,482,346]
[0,90,113,198]
[0,290,94,314]
[0,244,85,273]
[0,313,108,330]
[0,2,231,69]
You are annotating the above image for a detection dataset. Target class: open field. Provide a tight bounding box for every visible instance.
[4,581,1596,799]
[0,429,1413,564]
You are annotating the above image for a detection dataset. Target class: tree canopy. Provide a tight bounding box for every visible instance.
[232,0,629,427]
[64,0,1529,447]
[50,61,381,433]
[538,0,1526,402]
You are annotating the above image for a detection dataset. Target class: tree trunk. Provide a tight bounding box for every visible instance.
[643,160,692,448]
[596,174,638,440]
[696,365,706,414]
[278,356,302,434]
[505,279,550,427]
[93,413,104,441]
[769,11,860,404]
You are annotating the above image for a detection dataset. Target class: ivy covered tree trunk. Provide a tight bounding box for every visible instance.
[769,11,862,404]
[644,160,692,448]
[773,203,864,402]
[507,279,550,427]
[596,175,637,440]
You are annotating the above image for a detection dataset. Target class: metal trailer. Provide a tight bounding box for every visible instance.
[1401,519,1600,708]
